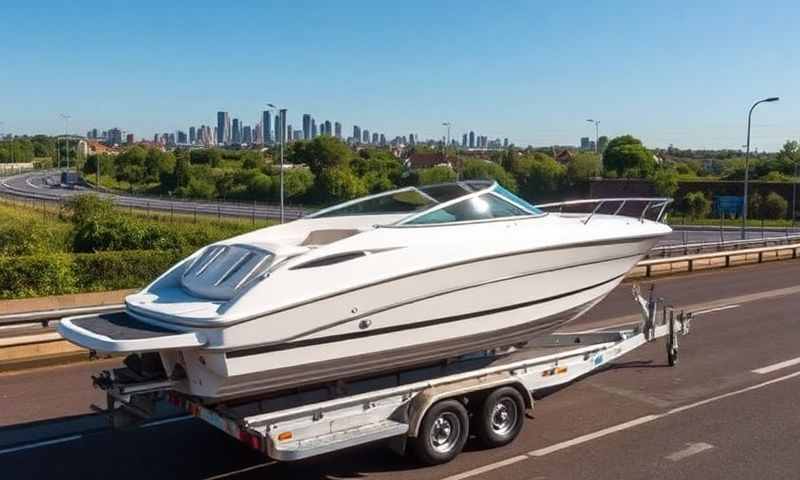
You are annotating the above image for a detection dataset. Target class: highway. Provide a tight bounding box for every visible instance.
[1,259,800,479]
[0,170,306,221]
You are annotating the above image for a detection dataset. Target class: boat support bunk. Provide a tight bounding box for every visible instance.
[89,284,692,466]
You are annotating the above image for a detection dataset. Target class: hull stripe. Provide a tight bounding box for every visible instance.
[227,273,624,359]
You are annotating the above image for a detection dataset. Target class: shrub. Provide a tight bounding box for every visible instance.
[763,192,788,219]
[684,191,710,219]
[418,165,457,185]
[0,254,77,298]
[0,250,184,299]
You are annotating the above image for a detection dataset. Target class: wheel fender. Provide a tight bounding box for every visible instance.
[406,375,531,438]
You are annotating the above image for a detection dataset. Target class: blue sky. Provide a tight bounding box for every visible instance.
[1,1,798,150]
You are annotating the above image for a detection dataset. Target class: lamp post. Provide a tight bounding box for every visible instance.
[793,162,798,229]
[60,114,71,170]
[267,103,286,223]
[586,119,600,153]
[741,97,779,239]
[442,121,451,164]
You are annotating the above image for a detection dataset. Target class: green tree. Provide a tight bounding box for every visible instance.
[461,159,517,191]
[114,146,147,183]
[684,191,710,219]
[318,167,368,201]
[291,137,353,175]
[418,165,457,185]
[512,153,566,200]
[761,170,789,182]
[280,168,315,200]
[566,152,602,182]
[650,167,679,198]
[603,135,656,177]
[246,172,273,200]
[763,192,788,219]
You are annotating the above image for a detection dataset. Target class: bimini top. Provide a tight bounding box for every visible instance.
[307,181,542,226]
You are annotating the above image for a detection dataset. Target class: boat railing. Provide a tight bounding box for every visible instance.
[534,197,673,225]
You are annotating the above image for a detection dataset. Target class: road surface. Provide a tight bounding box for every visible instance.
[0,170,306,221]
[2,259,800,479]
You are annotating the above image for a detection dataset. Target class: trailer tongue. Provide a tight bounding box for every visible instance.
[87,284,691,465]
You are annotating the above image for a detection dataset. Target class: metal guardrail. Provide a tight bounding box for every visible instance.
[0,304,123,328]
[649,233,800,258]
[636,242,800,277]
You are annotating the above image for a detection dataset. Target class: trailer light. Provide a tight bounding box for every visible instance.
[556,367,568,374]
[277,431,293,442]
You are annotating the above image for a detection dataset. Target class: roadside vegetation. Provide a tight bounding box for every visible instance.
[0,195,263,299]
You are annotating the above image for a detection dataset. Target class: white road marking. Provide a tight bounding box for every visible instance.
[0,434,82,455]
[665,442,714,462]
[439,455,529,480]
[528,415,660,457]
[692,304,740,316]
[752,356,800,375]
[439,369,800,480]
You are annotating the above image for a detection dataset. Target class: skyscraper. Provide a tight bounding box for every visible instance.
[353,125,361,144]
[372,132,379,144]
[503,138,509,148]
[274,114,281,145]
[232,118,241,144]
[409,134,415,146]
[189,126,196,144]
[311,119,317,138]
[262,111,272,145]
[462,133,468,147]
[176,131,187,144]
[243,126,252,144]
[302,114,312,140]
[334,122,342,139]
[379,133,386,146]
[217,111,230,145]
[324,120,332,137]
[468,131,475,148]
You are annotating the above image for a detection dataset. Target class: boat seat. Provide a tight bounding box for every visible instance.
[300,229,359,246]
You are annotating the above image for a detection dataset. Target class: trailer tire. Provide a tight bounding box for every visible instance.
[475,386,525,448]
[411,399,469,465]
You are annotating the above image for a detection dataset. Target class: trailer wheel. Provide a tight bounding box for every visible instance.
[475,386,525,448]
[411,399,469,465]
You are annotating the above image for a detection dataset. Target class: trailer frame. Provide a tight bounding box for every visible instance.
[92,284,691,465]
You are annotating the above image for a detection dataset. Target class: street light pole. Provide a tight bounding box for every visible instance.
[586,119,600,153]
[793,162,798,229]
[60,114,71,170]
[741,97,779,239]
[267,103,285,223]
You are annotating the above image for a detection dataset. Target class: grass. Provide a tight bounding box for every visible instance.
[668,214,798,229]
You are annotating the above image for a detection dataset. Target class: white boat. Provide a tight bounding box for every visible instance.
[58,181,671,400]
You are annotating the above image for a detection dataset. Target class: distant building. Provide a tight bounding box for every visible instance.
[503,138,509,148]
[189,126,196,144]
[107,128,123,145]
[462,133,468,147]
[363,130,370,144]
[379,133,386,146]
[125,133,134,145]
[407,151,448,169]
[353,125,361,144]
[468,131,475,148]
[302,114,312,140]
[232,119,241,144]
[324,120,332,137]
[177,131,188,144]
[334,121,342,139]
[293,129,302,141]
[262,111,272,145]
[217,111,230,145]
[243,126,252,144]
[555,149,574,165]
[580,137,592,150]
[274,114,281,144]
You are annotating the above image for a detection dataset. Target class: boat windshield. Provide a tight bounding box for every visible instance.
[308,181,542,224]
[309,181,492,218]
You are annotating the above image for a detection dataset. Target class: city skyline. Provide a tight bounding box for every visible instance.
[1,2,798,151]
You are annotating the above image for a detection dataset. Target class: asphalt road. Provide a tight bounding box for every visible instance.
[0,170,306,220]
[2,259,800,479]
